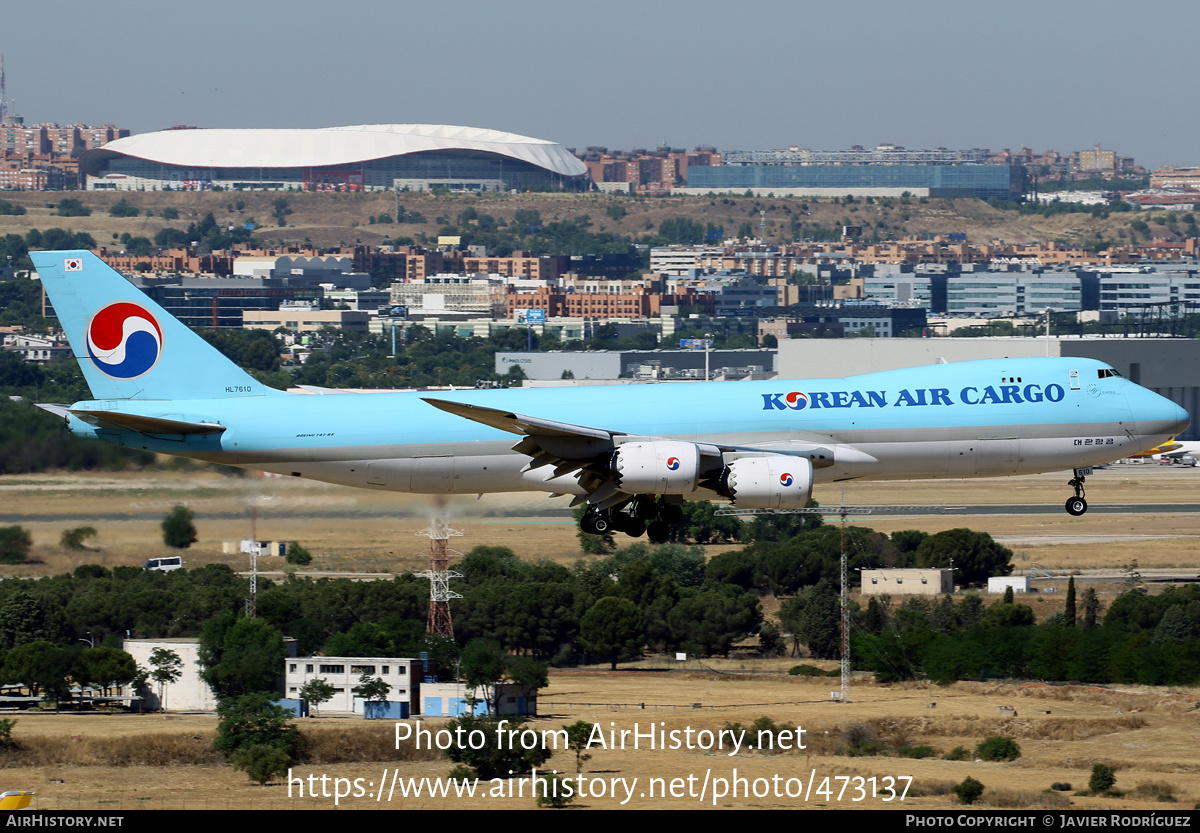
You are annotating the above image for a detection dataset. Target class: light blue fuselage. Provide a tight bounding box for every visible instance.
[61,356,1188,498]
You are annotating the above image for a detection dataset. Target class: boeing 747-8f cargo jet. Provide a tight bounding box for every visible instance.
[30,251,1191,541]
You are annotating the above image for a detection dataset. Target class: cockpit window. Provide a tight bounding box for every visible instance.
[1097,368,1123,379]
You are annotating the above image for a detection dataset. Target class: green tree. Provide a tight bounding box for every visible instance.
[673,500,742,544]
[149,648,183,711]
[954,776,984,805]
[506,656,549,712]
[460,640,507,715]
[286,542,312,566]
[780,579,842,659]
[231,745,292,785]
[0,525,32,564]
[352,674,391,703]
[298,678,336,717]
[199,614,287,703]
[976,736,1021,761]
[956,593,985,629]
[982,603,1035,628]
[535,774,575,808]
[1082,587,1101,629]
[214,692,299,756]
[443,713,551,779]
[1,641,57,697]
[60,526,97,550]
[56,198,91,217]
[563,720,595,773]
[108,199,139,218]
[161,505,197,549]
[1089,763,1116,793]
[1064,576,1077,627]
[80,647,137,697]
[667,587,761,658]
[913,528,1013,585]
[272,198,291,227]
[580,597,645,670]
[0,591,66,648]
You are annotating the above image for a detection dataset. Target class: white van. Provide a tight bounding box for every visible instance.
[144,556,183,572]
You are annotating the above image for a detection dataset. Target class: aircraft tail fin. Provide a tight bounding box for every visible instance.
[30,250,277,401]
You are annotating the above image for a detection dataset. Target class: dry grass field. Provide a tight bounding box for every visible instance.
[0,463,1197,810]
[2,462,1195,578]
[5,674,1200,811]
[0,189,1164,252]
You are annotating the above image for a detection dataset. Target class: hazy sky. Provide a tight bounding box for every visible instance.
[4,0,1197,168]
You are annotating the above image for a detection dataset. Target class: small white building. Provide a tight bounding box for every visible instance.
[2,334,72,363]
[861,568,954,596]
[284,656,421,715]
[987,576,1031,595]
[123,638,217,712]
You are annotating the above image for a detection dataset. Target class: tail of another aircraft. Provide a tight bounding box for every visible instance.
[30,250,277,401]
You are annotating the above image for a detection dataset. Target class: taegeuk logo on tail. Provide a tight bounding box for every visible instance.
[86,302,163,379]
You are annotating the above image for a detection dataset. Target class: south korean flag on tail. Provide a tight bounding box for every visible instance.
[64,257,83,271]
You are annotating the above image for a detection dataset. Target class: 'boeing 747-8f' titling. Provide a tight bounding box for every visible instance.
[30,251,1191,541]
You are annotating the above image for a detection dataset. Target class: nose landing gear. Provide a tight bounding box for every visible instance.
[1065,469,1088,516]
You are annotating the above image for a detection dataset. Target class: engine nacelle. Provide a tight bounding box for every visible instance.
[612,441,701,494]
[722,456,814,509]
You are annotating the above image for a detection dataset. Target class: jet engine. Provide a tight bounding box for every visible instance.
[611,441,701,494]
[720,456,814,509]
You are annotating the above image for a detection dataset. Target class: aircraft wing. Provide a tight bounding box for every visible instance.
[423,398,618,441]
[423,397,836,507]
[423,398,622,500]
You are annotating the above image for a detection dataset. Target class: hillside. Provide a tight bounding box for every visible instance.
[0,189,1186,253]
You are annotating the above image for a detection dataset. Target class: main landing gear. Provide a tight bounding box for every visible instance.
[579,496,684,543]
[1065,469,1088,516]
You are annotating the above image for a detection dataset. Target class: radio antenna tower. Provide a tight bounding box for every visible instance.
[415,516,462,637]
[0,56,8,124]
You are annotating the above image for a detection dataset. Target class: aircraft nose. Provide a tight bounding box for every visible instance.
[1128,388,1191,441]
[1147,391,1192,438]
[1167,400,1191,437]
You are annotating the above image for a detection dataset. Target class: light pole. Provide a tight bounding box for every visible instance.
[704,332,713,381]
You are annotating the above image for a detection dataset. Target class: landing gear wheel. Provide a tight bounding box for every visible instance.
[659,502,684,525]
[608,511,632,533]
[581,509,612,535]
[1065,469,1088,516]
[647,520,671,543]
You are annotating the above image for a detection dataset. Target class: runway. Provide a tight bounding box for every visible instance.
[0,502,1196,525]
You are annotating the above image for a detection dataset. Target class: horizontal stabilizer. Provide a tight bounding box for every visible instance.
[68,409,226,436]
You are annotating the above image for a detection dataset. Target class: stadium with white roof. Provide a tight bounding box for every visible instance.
[81,124,589,192]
